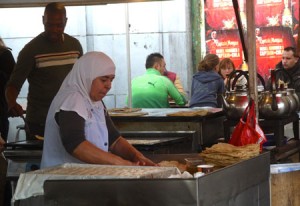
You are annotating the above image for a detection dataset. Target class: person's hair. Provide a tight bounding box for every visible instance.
[198,54,219,71]
[218,58,235,78]
[284,46,298,57]
[44,2,66,16]
[145,52,164,69]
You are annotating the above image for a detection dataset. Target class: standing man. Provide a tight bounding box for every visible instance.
[6,2,83,139]
[131,52,186,108]
[274,47,300,100]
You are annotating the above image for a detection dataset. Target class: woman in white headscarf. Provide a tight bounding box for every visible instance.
[41,52,156,168]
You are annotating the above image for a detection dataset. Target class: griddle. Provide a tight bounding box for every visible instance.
[5,139,43,150]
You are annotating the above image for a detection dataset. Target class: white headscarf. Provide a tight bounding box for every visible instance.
[42,52,116,168]
[51,51,116,119]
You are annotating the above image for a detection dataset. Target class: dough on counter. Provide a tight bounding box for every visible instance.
[158,160,186,173]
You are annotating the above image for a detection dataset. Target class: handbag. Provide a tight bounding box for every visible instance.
[229,99,267,151]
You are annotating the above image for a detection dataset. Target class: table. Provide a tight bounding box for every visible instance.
[122,131,194,154]
[223,112,300,162]
[110,108,225,152]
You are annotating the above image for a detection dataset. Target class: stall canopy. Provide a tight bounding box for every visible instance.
[0,0,170,8]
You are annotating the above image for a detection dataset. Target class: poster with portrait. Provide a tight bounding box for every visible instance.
[256,26,295,78]
[204,0,298,80]
[206,29,243,69]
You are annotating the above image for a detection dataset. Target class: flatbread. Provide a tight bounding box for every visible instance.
[199,143,260,167]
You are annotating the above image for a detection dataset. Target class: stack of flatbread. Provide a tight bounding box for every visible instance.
[199,143,260,167]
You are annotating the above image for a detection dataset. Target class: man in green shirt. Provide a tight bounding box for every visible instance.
[131,53,187,108]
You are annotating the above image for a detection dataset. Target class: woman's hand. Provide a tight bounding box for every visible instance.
[111,137,158,166]
[132,153,158,166]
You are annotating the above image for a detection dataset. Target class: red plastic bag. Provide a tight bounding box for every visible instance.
[229,99,267,151]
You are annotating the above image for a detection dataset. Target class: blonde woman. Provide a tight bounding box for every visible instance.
[190,54,224,108]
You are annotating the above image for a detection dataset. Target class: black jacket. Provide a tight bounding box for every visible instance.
[274,59,300,99]
[267,59,300,99]
[0,47,15,116]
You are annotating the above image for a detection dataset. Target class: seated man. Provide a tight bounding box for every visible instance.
[273,47,300,100]
[130,53,187,108]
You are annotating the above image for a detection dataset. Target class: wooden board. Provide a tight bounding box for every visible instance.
[109,112,148,117]
[166,110,210,117]
[271,170,300,206]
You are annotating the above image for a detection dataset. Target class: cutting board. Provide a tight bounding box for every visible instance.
[109,111,148,117]
[166,110,210,117]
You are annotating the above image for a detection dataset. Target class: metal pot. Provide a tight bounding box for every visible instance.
[258,91,291,119]
[221,89,249,120]
[286,88,299,113]
[222,70,265,120]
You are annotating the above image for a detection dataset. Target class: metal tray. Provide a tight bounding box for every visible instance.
[5,140,43,150]
[13,163,180,201]
[271,163,300,174]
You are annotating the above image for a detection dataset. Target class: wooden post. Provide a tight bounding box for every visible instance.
[298,0,300,55]
[246,0,259,116]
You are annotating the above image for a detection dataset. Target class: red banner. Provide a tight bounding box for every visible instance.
[254,0,285,27]
[256,26,295,78]
[205,0,237,30]
[204,0,298,80]
[292,0,298,21]
[206,29,243,68]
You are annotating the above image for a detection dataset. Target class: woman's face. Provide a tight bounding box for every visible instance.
[220,64,234,79]
[90,75,115,101]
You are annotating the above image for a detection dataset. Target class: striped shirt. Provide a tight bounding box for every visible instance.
[7,32,83,126]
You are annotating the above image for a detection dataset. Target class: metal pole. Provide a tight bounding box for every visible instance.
[125,3,132,108]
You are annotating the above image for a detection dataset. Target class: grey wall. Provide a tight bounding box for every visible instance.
[1,0,192,109]
[2,0,193,141]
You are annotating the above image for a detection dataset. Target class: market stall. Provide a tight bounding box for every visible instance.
[12,152,270,206]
